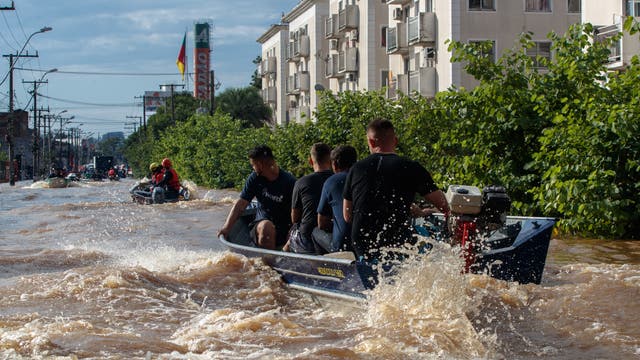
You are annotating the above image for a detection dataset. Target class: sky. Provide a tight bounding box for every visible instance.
[0,0,300,138]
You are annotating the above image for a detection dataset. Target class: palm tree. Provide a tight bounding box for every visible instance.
[216,87,271,128]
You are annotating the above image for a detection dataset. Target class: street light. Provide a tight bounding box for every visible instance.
[4,26,53,185]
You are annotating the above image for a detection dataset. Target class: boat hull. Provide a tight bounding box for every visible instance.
[45,177,68,188]
[219,209,556,301]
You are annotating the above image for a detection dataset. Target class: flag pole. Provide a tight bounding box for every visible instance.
[184,29,188,92]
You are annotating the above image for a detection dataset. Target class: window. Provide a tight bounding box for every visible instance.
[527,41,551,68]
[627,0,640,16]
[381,26,387,48]
[567,0,580,13]
[469,0,495,11]
[470,40,496,63]
[526,0,551,12]
[381,70,390,88]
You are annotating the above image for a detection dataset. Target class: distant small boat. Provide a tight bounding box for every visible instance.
[45,177,68,188]
[129,181,191,205]
[219,202,556,304]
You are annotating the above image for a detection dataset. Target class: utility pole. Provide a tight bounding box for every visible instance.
[134,95,147,130]
[23,79,47,181]
[126,116,142,131]
[209,70,215,115]
[124,122,137,133]
[158,84,184,124]
[38,107,49,177]
[4,51,39,185]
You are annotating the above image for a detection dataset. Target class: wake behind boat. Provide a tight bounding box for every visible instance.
[219,185,557,303]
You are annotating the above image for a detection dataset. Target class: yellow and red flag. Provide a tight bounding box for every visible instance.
[176,33,186,80]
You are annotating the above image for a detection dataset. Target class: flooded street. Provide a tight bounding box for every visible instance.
[0,179,638,359]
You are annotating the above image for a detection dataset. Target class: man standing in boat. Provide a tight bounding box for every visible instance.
[286,142,333,254]
[218,145,297,250]
[343,118,450,261]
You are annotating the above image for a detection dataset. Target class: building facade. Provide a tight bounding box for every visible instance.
[260,0,637,125]
[257,24,290,124]
[585,0,640,70]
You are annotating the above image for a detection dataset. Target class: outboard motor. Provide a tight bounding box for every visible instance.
[445,185,512,273]
[445,185,483,272]
[478,185,511,232]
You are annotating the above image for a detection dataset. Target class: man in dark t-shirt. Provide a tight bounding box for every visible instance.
[218,145,296,249]
[288,143,333,254]
[343,119,450,260]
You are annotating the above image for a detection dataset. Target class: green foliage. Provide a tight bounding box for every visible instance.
[250,56,262,89]
[121,23,640,239]
[215,87,271,128]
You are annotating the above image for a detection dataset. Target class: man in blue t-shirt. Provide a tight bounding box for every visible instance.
[218,145,296,250]
[315,145,358,253]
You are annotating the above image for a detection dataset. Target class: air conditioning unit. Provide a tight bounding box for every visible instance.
[349,29,358,41]
[424,47,436,59]
[393,8,403,21]
[329,39,339,50]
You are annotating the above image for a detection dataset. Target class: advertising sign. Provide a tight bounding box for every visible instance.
[194,23,210,100]
[144,91,171,112]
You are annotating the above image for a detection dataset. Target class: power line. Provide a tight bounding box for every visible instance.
[1,10,20,48]
[36,92,138,107]
[16,67,184,76]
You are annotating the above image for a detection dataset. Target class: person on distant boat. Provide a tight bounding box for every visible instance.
[131,162,163,201]
[314,144,358,254]
[217,145,297,250]
[153,157,181,203]
[47,166,65,179]
[108,167,117,180]
[149,162,164,186]
[343,118,450,261]
[286,143,333,254]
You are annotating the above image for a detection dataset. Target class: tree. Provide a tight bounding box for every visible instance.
[215,86,272,128]
[251,55,262,89]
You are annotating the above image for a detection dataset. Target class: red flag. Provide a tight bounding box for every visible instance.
[176,33,186,80]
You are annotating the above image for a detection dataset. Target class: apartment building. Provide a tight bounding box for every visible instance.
[283,1,330,124]
[386,0,580,98]
[260,1,639,124]
[324,0,389,93]
[585,0,640,70]
[257,24,289,124]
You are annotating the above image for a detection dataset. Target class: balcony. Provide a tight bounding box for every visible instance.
[386,0,411,4]
[288,106,312,123]
[595,23,624,69]
[386,26,408,55]
[260,57,277,76]
[338,5,358,31]
[338,47,358,73]
[286,71,310,94]
[325,54,341,78]
[408,67,436,98]
[261,86,277,103]
[408,12,436,46]
[325,14,339,39]
[287,35,310,62]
